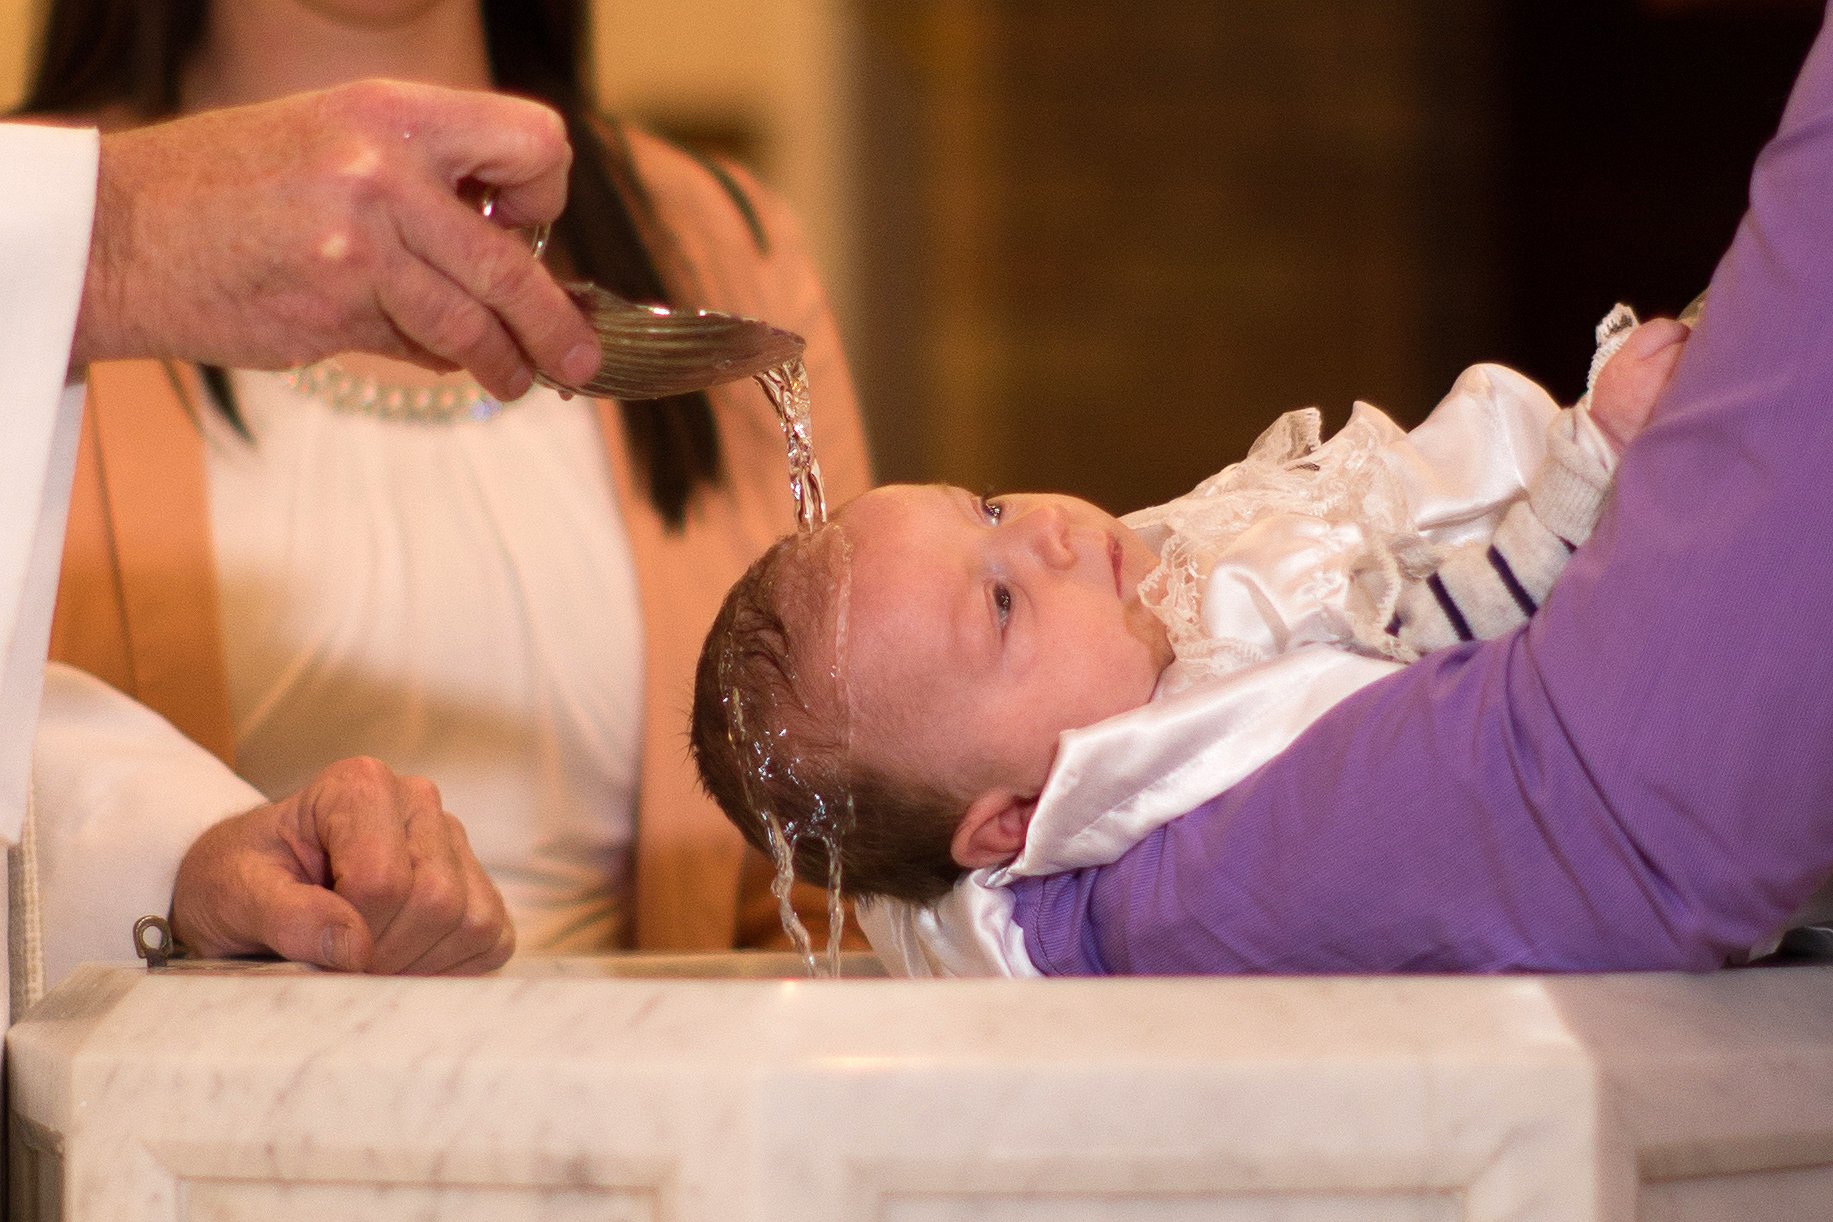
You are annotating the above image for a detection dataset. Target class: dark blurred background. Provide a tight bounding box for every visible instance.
[14,0,1798,515]
[1494,2,1818,400]
[836,0,1821,514]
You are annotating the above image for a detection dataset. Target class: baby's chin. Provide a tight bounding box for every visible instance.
[1132,611,1176,682]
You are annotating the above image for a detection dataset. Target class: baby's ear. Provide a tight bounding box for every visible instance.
[951,790,1037,869]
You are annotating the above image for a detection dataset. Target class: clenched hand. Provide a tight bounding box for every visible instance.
[171,756,515,975]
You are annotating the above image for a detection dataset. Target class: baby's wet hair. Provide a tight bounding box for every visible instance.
[689,531,965,905]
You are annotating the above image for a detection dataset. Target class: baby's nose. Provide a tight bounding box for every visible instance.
[1016,503,1077,569]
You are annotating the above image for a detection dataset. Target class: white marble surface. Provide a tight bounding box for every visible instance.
[10,957,1833,1221]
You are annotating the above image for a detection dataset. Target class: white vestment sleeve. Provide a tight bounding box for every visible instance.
[33,665,265,988]
[0,123,97,849]
[0,123,98,1025]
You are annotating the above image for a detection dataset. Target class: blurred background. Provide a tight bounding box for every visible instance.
[0,0,1820,514]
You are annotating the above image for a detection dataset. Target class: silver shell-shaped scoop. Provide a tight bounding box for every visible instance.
[535,281,807,401]
[481,197,807,402]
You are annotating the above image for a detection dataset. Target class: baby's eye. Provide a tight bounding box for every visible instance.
[979,491,1005,523]
[993,582,1012,629]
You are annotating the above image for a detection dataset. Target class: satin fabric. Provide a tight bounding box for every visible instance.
[859,648,1401,976]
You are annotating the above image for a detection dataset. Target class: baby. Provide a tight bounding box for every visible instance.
[691,309,1690,972]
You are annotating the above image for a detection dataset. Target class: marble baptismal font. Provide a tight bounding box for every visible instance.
[10,954,1833,1220]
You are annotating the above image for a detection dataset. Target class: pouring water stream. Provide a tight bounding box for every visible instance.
[496,197,850,974]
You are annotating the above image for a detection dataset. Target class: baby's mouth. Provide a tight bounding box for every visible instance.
[1108,535,1124,597]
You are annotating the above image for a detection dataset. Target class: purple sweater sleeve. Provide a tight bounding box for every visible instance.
[1012,7,1833,976]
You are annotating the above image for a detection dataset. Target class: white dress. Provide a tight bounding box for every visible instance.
[203,374,646,952]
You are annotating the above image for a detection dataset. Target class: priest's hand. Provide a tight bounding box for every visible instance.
[170,756,515,975]
[73,78,601,400]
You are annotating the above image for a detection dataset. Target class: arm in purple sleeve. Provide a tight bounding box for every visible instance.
[1013,6,1833,976]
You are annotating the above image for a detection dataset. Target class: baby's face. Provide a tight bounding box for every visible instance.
[825,484,1171,809]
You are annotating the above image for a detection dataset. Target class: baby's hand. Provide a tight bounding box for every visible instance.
[1588,318,1691,453]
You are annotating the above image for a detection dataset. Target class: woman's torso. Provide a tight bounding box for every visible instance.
[206,374,644,951]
